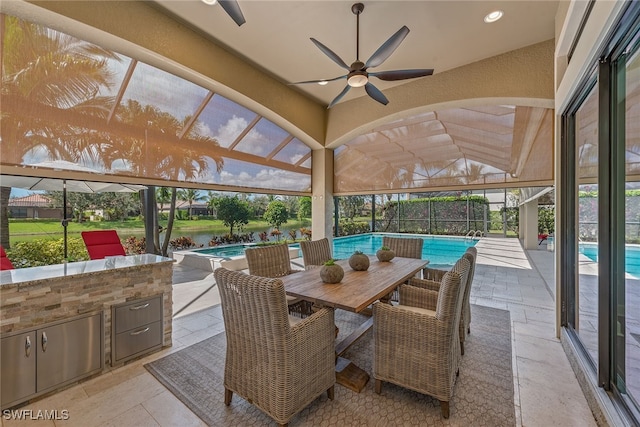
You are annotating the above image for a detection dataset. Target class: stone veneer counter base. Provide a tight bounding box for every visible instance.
[0,254,174,367]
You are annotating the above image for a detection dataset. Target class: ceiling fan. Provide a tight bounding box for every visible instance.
[201,0,246,26]
[293,2,433,108]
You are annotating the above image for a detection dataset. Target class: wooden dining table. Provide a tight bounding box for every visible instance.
[280,255,428,392]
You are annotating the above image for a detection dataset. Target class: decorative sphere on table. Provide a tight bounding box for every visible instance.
[320,259,344,283]
[349,251,370,271]
[376,246,395,262]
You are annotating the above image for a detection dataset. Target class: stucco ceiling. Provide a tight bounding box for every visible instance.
[151,0,560,108]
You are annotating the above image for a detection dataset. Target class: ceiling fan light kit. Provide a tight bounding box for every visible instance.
[292,2,434,108]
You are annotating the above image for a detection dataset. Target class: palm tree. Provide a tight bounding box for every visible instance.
[1,15,119,248]
[204,191,219,216]
[156,187,172,215]
[182,189,203,218]
[100,100,223,255]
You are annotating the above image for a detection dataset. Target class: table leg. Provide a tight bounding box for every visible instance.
[336,356,370,392]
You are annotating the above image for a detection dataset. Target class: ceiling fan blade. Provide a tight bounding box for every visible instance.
[328,85,352,109]
[370,69,434,81]
[365,26,410,69]
[218,0,246,26]
[310,38,351,70]
[364,82,389,105]
[290,75,347,85]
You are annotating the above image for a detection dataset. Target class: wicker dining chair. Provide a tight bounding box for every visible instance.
[373,269,465,419]
[245,243,310,317]
[382,236,424,301]
[299,238,332,270]
[214,268,336,427]
[382,236,424,259]
[408,251,474,355]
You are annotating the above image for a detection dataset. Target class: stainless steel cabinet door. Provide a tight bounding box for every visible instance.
[1,331,36,408]
[36,314,101,392]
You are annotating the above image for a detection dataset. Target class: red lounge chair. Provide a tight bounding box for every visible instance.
[81,230,127,260]
[0,245,15,270]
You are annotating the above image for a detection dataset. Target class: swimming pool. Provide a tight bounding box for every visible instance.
[580,243,640,277]
[191,233,476,268]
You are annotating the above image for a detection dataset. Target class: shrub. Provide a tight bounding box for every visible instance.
[209,232,255,246]
[8,237,89,267]
[169,236,203,250]
[123,236,146,254]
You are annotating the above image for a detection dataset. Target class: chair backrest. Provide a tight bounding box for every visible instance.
[0,245,15,270]
[81,230,126,260]
[463,249,476,288]
[436,257,469,323]
[215,267,291,339]
[382,236,423,259]
[245,243,292,278]
[434,269,464,326]
[214,268,291,392]
[299,238,332,268]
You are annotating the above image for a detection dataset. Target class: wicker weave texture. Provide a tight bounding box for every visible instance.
[299,238,332,269]
[406,255,473,355]
[214,268,336,426]
[373,270,464,412]
[245,243,301,278]
[382,236,423,259]
[463,247,477,332]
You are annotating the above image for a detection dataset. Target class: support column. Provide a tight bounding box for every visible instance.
[311,149,334,242]
[523,199,539,250]
[519,204,525,240]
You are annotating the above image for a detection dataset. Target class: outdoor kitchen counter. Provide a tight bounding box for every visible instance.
[0,254,174,365]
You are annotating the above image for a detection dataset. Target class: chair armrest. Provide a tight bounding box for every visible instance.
[290,307,336,350]
[422,267,448,282]
[287,268,305,274]
[373,302,445,353]
[399,284,439,311]
[408,277,441,291]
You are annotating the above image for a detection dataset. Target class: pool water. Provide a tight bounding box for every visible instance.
[580,243,640,277]
[192,233,476,268]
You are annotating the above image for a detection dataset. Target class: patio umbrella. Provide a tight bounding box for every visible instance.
[0,161,146,259]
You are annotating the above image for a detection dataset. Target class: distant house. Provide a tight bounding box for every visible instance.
[158,200,211,217]
[8,194,62,219]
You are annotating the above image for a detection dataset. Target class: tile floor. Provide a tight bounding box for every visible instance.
[1,237,597,426]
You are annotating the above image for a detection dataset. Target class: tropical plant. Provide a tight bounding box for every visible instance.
[1,15,119,248]
[181,188,204,218]
[102,100,224,256]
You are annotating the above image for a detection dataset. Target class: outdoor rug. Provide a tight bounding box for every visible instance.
[145,304,515,426]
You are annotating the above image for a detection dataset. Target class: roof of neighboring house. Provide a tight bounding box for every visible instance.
[8,194,54,208]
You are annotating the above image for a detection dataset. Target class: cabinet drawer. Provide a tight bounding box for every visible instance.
[114,296,162,333]
[114,320,163,362]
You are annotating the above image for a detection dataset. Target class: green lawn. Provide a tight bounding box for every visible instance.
[7,218,311,244]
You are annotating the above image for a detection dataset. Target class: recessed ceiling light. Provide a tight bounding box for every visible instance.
[318,80,328,86]
[484,10,504,23]
[201,0,217,5]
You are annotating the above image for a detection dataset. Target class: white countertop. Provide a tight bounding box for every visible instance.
[0,254,174,287]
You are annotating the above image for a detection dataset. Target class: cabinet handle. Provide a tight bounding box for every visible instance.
[130,327,150,336]
[25,336,31,357]
[41,332,48,352]
[130,303,150,311]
